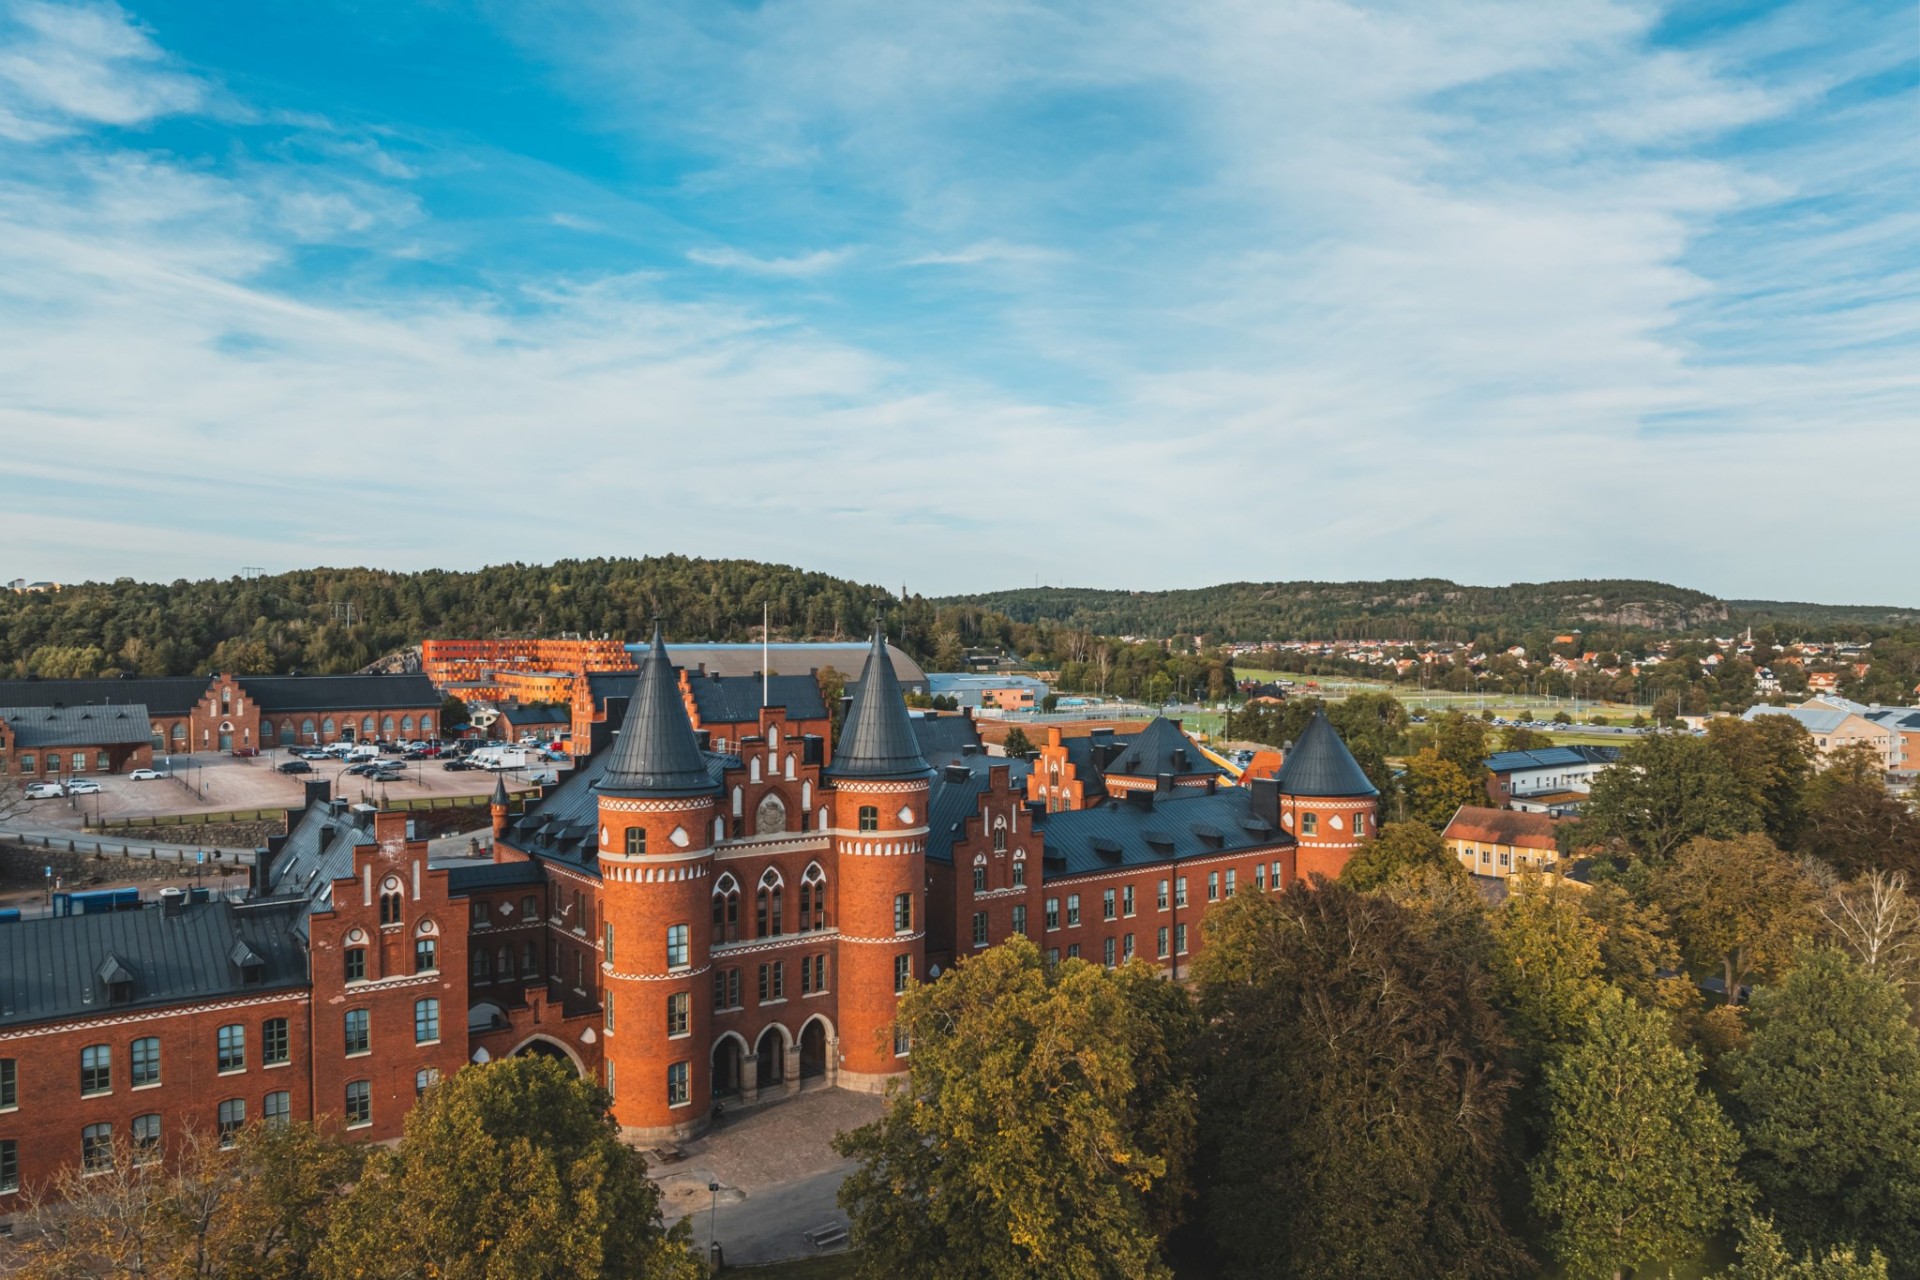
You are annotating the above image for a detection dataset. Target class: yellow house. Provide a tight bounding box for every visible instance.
[1443,806,1571,882]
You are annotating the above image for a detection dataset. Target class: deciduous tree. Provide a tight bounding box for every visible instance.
[835,936,1198,1280]
[1489,875,1609,1055]
[1654,834,1820,1004]
[1719,1215,1889,1280]
[1339,820,1462,892]
[1402,747,1482,830]
[1582,731,1761,863]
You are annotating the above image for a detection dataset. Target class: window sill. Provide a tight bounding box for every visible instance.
[132,1081,162,1091]
[760,998,787,1007]
[346,1121,371,1131]
[668,1099,692,1110]
[217,1068,246,1077]
[415,1039,440,1048]
[345,1050,371,1059]
[667,1032,690,1041]
[804,989,830,998]
[264,1060,291,1070]
[81,1090,112,1099]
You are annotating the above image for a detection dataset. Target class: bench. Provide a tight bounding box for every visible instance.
[804,1223,850,1251]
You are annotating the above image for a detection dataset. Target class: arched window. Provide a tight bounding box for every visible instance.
[818,807,829,832]
[362,716,374,737]
[221,688,231,714]
[768,726,780,748]
[993,817,1007,852]
[858,805,878,833]
[800,864,827,931]
[421,713,433,734]
[496,945,511,977]
[402,715,414,734]
[382,716,395,735]
[301,718,315,740]
[801,780,811,810]
[756,869,784,937]
[322,717,335,736]
[713,817,726,843]
[380,878,403,925]
[784,754,796,780]
[712,873,741,942]
[749,757,761,783]
[732,787,743,818]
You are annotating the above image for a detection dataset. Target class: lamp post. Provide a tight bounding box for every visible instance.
[707,1180,722,1270]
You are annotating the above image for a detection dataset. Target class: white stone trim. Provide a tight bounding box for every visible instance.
[711,929,840,959]
[597,796,716,814]
[0,990,308,1043]
[839,931,925,945]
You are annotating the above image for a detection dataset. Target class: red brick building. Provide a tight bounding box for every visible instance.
[0,627,1378,1207]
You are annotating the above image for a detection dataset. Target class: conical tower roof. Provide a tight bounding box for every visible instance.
[490,776,510,806]
[598,623,719,798]
[1272,709,1377,798]
[826,620,932,781]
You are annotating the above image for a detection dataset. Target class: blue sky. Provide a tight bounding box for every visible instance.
[0,0,1914,603]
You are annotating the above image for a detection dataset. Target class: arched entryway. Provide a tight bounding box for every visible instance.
[712,1034,746,1097]
[799,1017,829,1079]
[755,1026,787,1087]
[509,1034,584,1077]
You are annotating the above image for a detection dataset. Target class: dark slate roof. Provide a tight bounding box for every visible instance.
[827,622,933,781]
[1483,745,1621,772]
[1100,717,1223,781]
[0,898,309,1028]
[686,671,829,726]
[599,625,722,798]
[497,702,569,726]
[1036,787,1293,880]
[0,676,207,717]
[1272,710,1378,798]
[912,714,985,770]
[1,704,153,748]
[925,771,992,866]
[244,674,440,713]
[263,798,377,941]
[446,861,547,892]
[500,751,612,870]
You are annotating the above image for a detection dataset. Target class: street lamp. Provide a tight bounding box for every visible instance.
[707,1180,722,1269]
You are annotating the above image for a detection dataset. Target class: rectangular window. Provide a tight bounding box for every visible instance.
[894,953,911,994]
[345,1080,371,1128]
[727,968,742,1008]
[773,961,785,999]
[217,1024,246,1073]
[1067,895,1081,927]
[1044,897,1059,930]
[1157,926,1169,958]
[665,924,690,969]
[625,827,645,856]
[972,911,989,948]
[801,954,816,994]
[1012,904,1028,936]
[262,1018,289,1066]
[472,899,491,927]
[603,922,615,964]
[1122,885,1135,916]
[1301,813,1317,838]
[1207,872,1220,902]
[667,1061,690,1107]
[1225,869,1237,898]
[605,1061,615,1100]
[82,1123,113,1172]
[344,1009,370,1056]
[972,865,986,893]
[1174,923,1188,955]
[1255,863,1267,892]
[758,963,771,1001]
[0,1057,14,1109]
[522,894,539,920]
[893,1024,910,1057]
[893,893,912,932]
[17,754,31,773]
[1175,877,1188,908]
[1011,860,1026,888]
[1157,879,1169,911]
[1045,947,1060,965]
[217,1099,245,1147]
[344,947,366,983]
[1102,889,1116,921]
[813,954,827,993]
[80,1044,111,1095]
[131,1037,160,1086]
[415,937,437,973]
[1103,936,1116,968]
[0,1139,17,1193]
[667,992,689,1037]
[414,999,440,1045]
[264,1091,291,1125]
[132,1113,161,1161]
[1123,933,1135,962]
[1067,943,1080,959]
[1272,860,1284,887]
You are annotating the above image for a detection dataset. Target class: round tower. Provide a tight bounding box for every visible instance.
[1272,709,1380,883]
[827,620,933,1092]
[596,622,720,1142]
[489,775,511,843]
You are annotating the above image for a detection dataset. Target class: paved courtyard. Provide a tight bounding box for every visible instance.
[654,1087,886,1266]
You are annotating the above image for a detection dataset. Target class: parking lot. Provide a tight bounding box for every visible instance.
[14,747,572,831]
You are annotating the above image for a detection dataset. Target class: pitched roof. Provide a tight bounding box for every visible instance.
[1035,787,1293,879]
[599,624,723,797]
[496,702,569,726]
[685,671,829,726]
[1483,746,1621,773]
[0,898,309,1029]
[0,676,208,717]
[1443,805,1561,850]
[1271,710,1377,798]
[1100,717,1222,781]
[0,703,153,748]
[656,642,930,690]
[243,674,440,713]
[826,622,932,781]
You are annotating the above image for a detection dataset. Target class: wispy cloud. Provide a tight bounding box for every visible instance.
[0,0,201,139]
[685,245,853,277]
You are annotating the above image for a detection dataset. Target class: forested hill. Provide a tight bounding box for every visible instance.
[941,579,1736,642]
[0,558,930,679]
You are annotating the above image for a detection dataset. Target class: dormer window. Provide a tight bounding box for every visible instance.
[97,954,135,1006]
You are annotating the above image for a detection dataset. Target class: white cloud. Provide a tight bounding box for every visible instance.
[0,1,202,138]
[685,245,853,276]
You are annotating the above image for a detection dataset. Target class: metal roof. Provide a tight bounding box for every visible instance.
[1271,710,1378,798]
[825,622,933,781]
[1483,746,1620,773]
[655,642,930,691]
[446,861,547,892]
[0,898,308,1029]
[0,704,153,748]
[243,674,440,713]
[599,625,723,798]
[0,676,207,717]
[1035,788,1293,879]
[1100,717,1222,781]
[685,671,829,725]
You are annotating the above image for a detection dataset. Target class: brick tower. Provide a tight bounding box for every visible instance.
[826,619,933,1091]
[595,622,721,1142]
[1272,709,1380,882]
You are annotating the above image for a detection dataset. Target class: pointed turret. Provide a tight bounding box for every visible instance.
[489,775,510,840]
[599,622,719,797]
[1273,709,1377,798]
[826,619,931,780]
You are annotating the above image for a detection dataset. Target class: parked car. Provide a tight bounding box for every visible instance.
[296,749,330,760]
[277,760,313,775]
[24,781,65,799]
[403,749,428,760]
[126,768,164,781]
[368,770,405,784]
[441,759,476,772]
[346,763,379,777]
[64,779,102,794]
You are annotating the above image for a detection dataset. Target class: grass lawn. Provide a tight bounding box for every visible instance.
[726,1255,859,1279]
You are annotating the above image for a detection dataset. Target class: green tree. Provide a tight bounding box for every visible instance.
[1489,875,1610,1055]
[439,694,472,733]
[318,1057,702,1280]
[1402,747,1482,830]
[1577,882,1700,1021]
[1339,821,1463,892]
[1655,834,1820,1005]
[1728,949,1920,1271]
[835,936,1197,1280]
[1582,731,1761,863]
[1718,1214,1889,1280]
[1708,715,1818,850]
[1503,725,1553,751]
[207,1121,365,1279]
[1193,885,1527,1280]
[1531,991,1745,1280]
[816,665,849,741]
[1000,726,1034,758]
[1800,745,1920,878]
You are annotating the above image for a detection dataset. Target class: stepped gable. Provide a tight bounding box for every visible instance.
[1271,709,1377,797]
[598,623,721,798]
[825,620,933,781]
